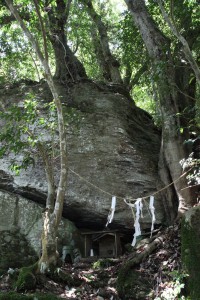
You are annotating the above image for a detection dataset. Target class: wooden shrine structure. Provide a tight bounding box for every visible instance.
[81,229,122,258]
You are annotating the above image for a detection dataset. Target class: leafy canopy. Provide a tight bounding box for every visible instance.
[0,0,199,117]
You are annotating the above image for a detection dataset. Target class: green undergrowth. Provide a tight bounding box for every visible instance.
[92,258,114,269]
[7,264,81,294]
[13,263,38,291]
[0,292,62,300]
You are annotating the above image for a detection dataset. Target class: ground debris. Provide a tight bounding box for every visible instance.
[0,224,183,299]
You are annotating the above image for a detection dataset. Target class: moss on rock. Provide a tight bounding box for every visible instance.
[13,263,38,291]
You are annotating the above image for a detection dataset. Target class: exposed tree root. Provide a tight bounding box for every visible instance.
[117,234,165,299]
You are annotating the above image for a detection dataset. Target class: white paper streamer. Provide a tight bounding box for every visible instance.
[106,196,116,227]
[131,198,143,247]
[139,199,144,218]
[149,195,156,237]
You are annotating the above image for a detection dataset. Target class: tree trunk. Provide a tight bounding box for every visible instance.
[37,142,56,211]
[38,211,58,272]
[125,0,195,215]
[81,0,123,84]
[157,0,200,87]
[47,0,87,82]
[5,0,68,272]
[50,31,87,82]
[91,28,112,81]
[37,66,68,273]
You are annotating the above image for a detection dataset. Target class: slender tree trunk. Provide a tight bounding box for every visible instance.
[125,0,195,217]
[157,0,200,86]
[91,28,112,81]
[5,0,68,272]
[81,0,123,84]
[36,60,68,273]
[37,142,56,211]
[38,211,58,272]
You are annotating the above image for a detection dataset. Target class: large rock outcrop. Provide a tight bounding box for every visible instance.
[0,81,167,232]
[0,190,82,272]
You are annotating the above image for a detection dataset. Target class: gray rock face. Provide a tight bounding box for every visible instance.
[0,81,165,232]
[0,229,37,274]
[0,191,82,258]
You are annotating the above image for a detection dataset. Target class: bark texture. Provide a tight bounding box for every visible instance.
[125,0,195,215]
[38,211,58,272]
[47,0,87,82]
[5,0,69,271]
[81,0,123,84]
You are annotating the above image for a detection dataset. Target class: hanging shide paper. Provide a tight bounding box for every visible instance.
[124,195,157,246]
[149,195,155,237]
[106,196,116,227]
[131,198,143,247]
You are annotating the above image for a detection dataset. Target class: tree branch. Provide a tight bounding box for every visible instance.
[157,0,200,86]
[65,0,72,22]
[81,0,123,84]
[5,0,47,71]
[129,62,148,90]
[33,0,49,63]
[0,11,30,25]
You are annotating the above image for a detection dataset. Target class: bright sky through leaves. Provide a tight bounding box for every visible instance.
[110,0,126,13]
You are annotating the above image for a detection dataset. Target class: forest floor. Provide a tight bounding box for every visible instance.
[0,224,185,300]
